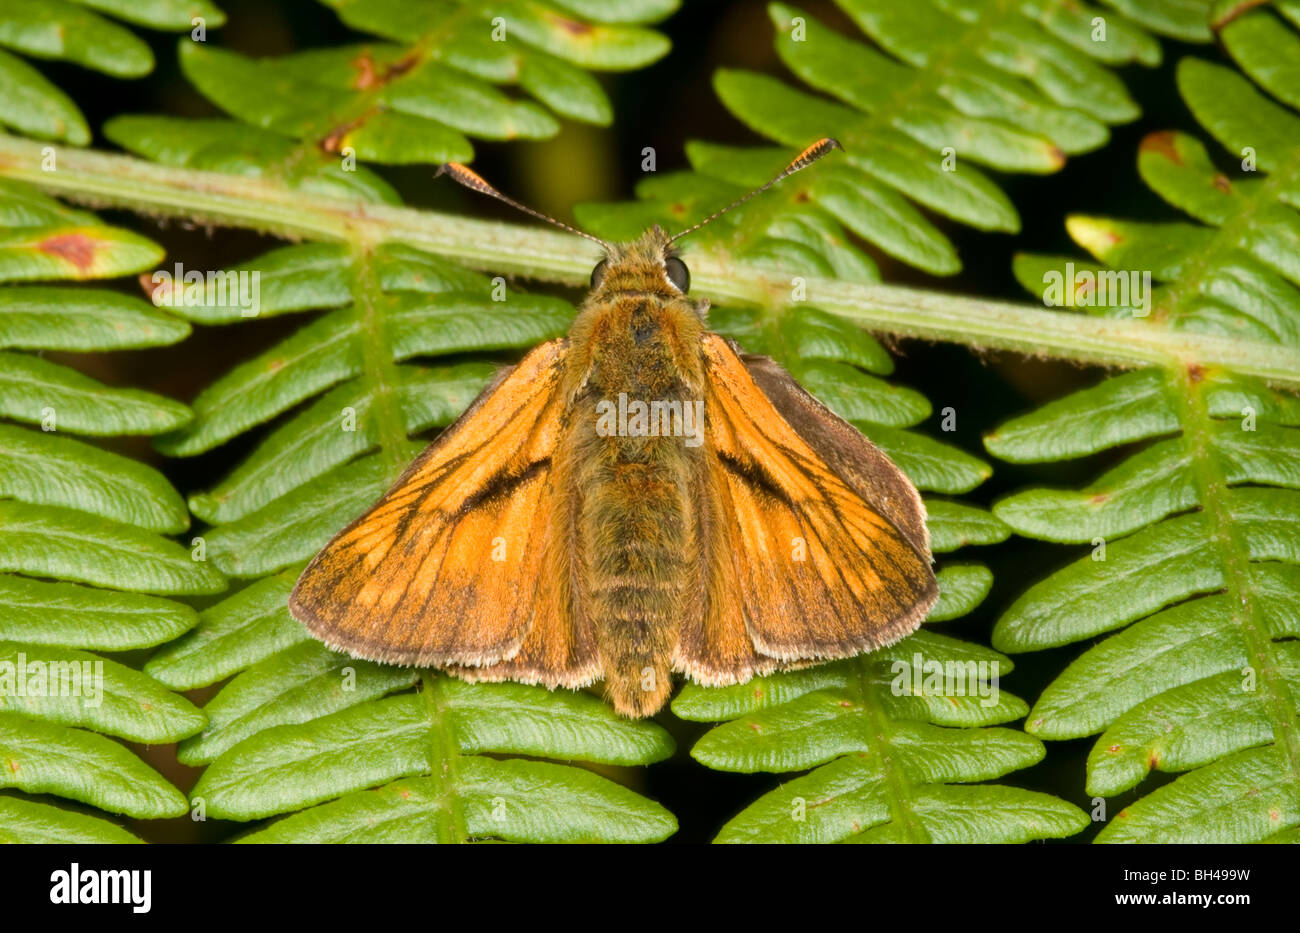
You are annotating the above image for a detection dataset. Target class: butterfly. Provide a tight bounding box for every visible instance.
[289,138,938,718]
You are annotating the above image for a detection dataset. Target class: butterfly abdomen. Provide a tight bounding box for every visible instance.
[576,432,697,716]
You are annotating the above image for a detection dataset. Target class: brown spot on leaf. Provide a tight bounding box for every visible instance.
[138,271,166,303]
[748,722,762,732]
[1107,744,1121,754]
[353,49,419,90]
[383,53,420,82]
[352,52,379,89]
[38,232,96,273]
[554,16,593,36]
[321,109,379,154]
[1187,362,1206,383]
[1140,131,1182,164]
[1213,174,1232,193]
[1089,492,1110,505]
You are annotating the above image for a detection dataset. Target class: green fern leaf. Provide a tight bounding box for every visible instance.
[0,179,210,840]
[0,0,224,144]
[172,0,673,169]
[191,681,676,842]
[576,0,1171,280]
[991,20,1300,842]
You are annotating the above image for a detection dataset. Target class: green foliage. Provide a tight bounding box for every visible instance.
[0,0,1295,846]
[0,180,209,841]
[993,12,1300,842]
[163,0,672,171]
[577,0,1173,278]
[143,233,676,839]
[662,304,1085,843]
[0,0,225,144]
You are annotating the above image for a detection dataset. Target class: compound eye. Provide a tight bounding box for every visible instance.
[589,259,609,289]
[664,256,690,293]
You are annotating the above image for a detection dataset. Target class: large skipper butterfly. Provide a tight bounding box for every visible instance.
[290,139,937,717]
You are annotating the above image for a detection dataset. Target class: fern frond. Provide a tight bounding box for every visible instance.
[654,295,1084,842]
[145,234,683,840]
[0,0,225,145]
[0,179,214,842]
[992,18,1300,842]
[578,0,1168,279]
[162,0,673,171]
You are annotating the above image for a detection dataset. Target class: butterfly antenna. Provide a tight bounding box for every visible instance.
[668,137,842,245]
[437,162,612,251]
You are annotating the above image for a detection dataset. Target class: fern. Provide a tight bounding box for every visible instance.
[992,9,1300,842]
[162,0,672,169]
[0,0,225,145]
[0,180,218,842]
[570,0,1168,280]
[0,0,1295,845]
[135,238,678,841]
[635,297,1084,843]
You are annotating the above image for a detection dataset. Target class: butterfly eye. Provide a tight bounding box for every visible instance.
[664,256,690,293]
[590,259,609,289]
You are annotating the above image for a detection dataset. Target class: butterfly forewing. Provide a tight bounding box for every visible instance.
[289,338,582,670]
[697,334,937,663]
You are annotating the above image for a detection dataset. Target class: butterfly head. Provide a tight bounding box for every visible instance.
[436,137,840,304]
[586,224,691,302]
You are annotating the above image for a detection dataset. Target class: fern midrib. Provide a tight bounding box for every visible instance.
[4,136,1297,386]
[1148,143,1300,330]
[420,672,469,843]
[1174,364,1300,783]
[348,236,409,474]
[852,658,930,842]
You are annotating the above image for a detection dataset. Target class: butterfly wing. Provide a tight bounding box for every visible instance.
[289,338,596,682]
[680,334,936,676]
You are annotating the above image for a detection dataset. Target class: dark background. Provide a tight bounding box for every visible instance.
[36,0,1223,842]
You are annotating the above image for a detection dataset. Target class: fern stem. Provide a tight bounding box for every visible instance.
[347,237,410,476]
[1173,366,1300,779]
[2,135,1297,387]
[419,672,469,843]
[853,659,931,842]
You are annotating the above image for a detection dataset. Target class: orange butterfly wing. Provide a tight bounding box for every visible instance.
[675,335,937,681]
[289,337,596,684]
